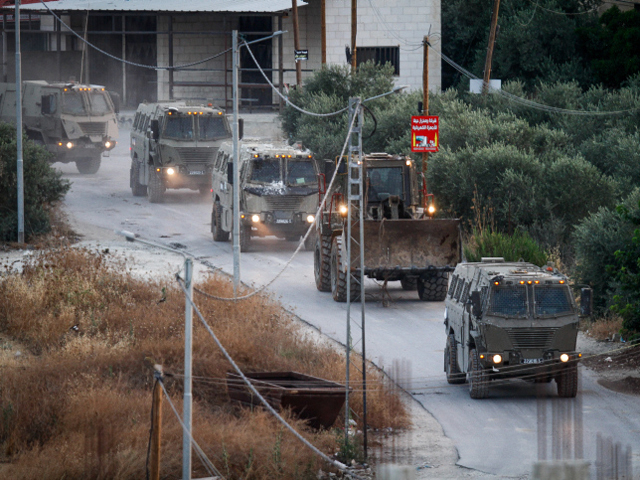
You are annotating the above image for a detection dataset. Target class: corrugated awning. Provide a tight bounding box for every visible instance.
[10,0,306,13]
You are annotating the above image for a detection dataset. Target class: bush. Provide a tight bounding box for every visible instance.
[0,123,70,241]
[464,228,548,265]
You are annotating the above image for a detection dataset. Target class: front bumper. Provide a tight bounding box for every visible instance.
[479,350,581,380]
[242,211,315,237]
[156,165,212,189]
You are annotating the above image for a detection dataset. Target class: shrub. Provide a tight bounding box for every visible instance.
[464,228,548,265]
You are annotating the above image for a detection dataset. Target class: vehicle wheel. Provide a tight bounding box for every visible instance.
[556,364,578,398]
[418,271,448,301]
[314,232,332,292]
[211,202,229,242]
[240,225,251,252]
[400,276,418,291]
[76,154,101,174]
[445,334,465,384]
[147,169,165,203]
[330,236,360,302]
[130,160,147,197]
[468,349,489,399]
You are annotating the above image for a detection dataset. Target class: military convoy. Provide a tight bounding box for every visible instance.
[0,80,118,174]
[314,152,461,302]
[444,258,589,399]
[210,141,319,251]
[129,101,233,202]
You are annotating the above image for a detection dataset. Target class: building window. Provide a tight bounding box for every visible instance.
[357,46,400,75]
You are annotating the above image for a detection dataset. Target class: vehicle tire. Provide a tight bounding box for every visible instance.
[330,236,360,302]
[240,225,251,252]
[418,271,448,301]
[400,276,418,291]
[314,232,332,292]
[556,364,578,398]
[130,160,147,197]
[147,169,165,203]
[211,202,229,242]
[468,348,489,399]
[76,154,101,174]
[445,334,465,384]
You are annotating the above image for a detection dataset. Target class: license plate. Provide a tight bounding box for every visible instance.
[522,358,543,364]
[275,219,292,224]
[189,171,205,175]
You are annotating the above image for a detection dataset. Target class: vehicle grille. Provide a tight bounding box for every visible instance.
[505,328,559,349]
[265,196,303,210]
[79,122,106,136]
[176,147,217,164]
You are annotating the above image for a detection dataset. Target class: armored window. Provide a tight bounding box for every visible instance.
[480,286,489,311]
[286,160,316,186]
[133,112,141,130]
[199,116,230,141]
[448,275,458,298]
[454,279,465,302]
[461,282,471,304]
[249,158,281,184]
[534,286,573,316]
[164,116,194,140]
[142,115,150,132]
[366,167,404,202]
[214,151,224,170]
[488,286,528,316]
[62,91,86,114]
[89,91,112,115]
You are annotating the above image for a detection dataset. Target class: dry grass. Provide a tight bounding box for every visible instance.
[583,315,624,341]
[0,247,409,479]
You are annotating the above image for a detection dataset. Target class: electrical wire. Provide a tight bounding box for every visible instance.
[523,0,601,15]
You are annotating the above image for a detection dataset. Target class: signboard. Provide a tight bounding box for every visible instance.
[294,50,308,62]
[411,116,439,153]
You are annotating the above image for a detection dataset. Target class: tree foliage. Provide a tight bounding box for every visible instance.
[0,123,70,241]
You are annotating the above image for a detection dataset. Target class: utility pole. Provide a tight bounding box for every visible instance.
[321,0,326,65]
[232,30,241,297]
[351,0,357,72]
[150,366,164,480]
[482,0,501,95]
[291,0,302,87]
[15,0,24,244]
[422,35,429,210]
[182,258,193,480]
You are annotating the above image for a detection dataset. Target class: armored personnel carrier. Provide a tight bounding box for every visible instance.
[444,258,590,399]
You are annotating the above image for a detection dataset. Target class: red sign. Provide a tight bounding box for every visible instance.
[411,116,439,153]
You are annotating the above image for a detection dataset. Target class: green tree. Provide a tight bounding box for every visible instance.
[0,123,70,241]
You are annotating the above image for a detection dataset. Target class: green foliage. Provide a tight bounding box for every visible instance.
[464,228,548,265]
[0,123,70,242]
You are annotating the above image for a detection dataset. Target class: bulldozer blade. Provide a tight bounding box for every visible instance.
[348,219,461,272]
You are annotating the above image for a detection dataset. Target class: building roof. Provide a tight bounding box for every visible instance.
[10,0,306,13]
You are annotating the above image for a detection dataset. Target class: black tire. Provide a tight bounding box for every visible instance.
[211,202,229,242]
[76,154,101,174]
[468,349,489,399]
[418,271,449,301]
[556,364,578,398]
[314,232,332,292]
[147,169,165,203]
[445,334,466,384]
[130,160,147,197]
[330,236,360,302]
[400,276,418,291]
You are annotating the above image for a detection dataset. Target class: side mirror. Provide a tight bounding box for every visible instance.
[150,119,159,141]
[238,118,244,140]
[227,162,233,184]
[580,288,592,316]
[470,291,482,317]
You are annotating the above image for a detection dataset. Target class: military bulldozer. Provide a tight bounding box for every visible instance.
[0,80,118,174]
[313,153,461,302]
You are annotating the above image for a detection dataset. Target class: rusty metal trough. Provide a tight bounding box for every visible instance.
[226,371,348,429]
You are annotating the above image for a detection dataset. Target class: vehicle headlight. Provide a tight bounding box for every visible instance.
[251,214,260,223]
[560,353,570,363]
[66,141,74,149]
[306,214,314,223]
[166,167,176,175]
[104,140,112,149]
[428,205,436,215]
[339,205,348,216]
[492,354,502,364]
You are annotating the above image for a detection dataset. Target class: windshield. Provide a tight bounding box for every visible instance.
[249,158,281,184]
[163,116,194,140]
[62,91,86,114]
[199,116,230,140]
[89,91,112,115]
[286,160,316,186]
[488,286,528,316]
[367,167,404,202]
[534,286,573,316]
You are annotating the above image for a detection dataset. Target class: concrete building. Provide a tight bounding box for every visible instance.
[5,0,440,108]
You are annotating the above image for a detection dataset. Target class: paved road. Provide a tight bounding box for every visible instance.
[57,129,640,478]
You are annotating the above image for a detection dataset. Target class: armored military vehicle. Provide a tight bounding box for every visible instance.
[314,152,461,302]
[0,80,118,174]
[129,101,232,203]
[444,258,590,399]
[210,141,319,251]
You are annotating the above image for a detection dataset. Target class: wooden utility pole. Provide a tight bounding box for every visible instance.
[321,0,326,65]
[351,0,357,72]
[291,0,302,87]
[482,0,501,95]
[150,367,164,480]
[422,36,429,209]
